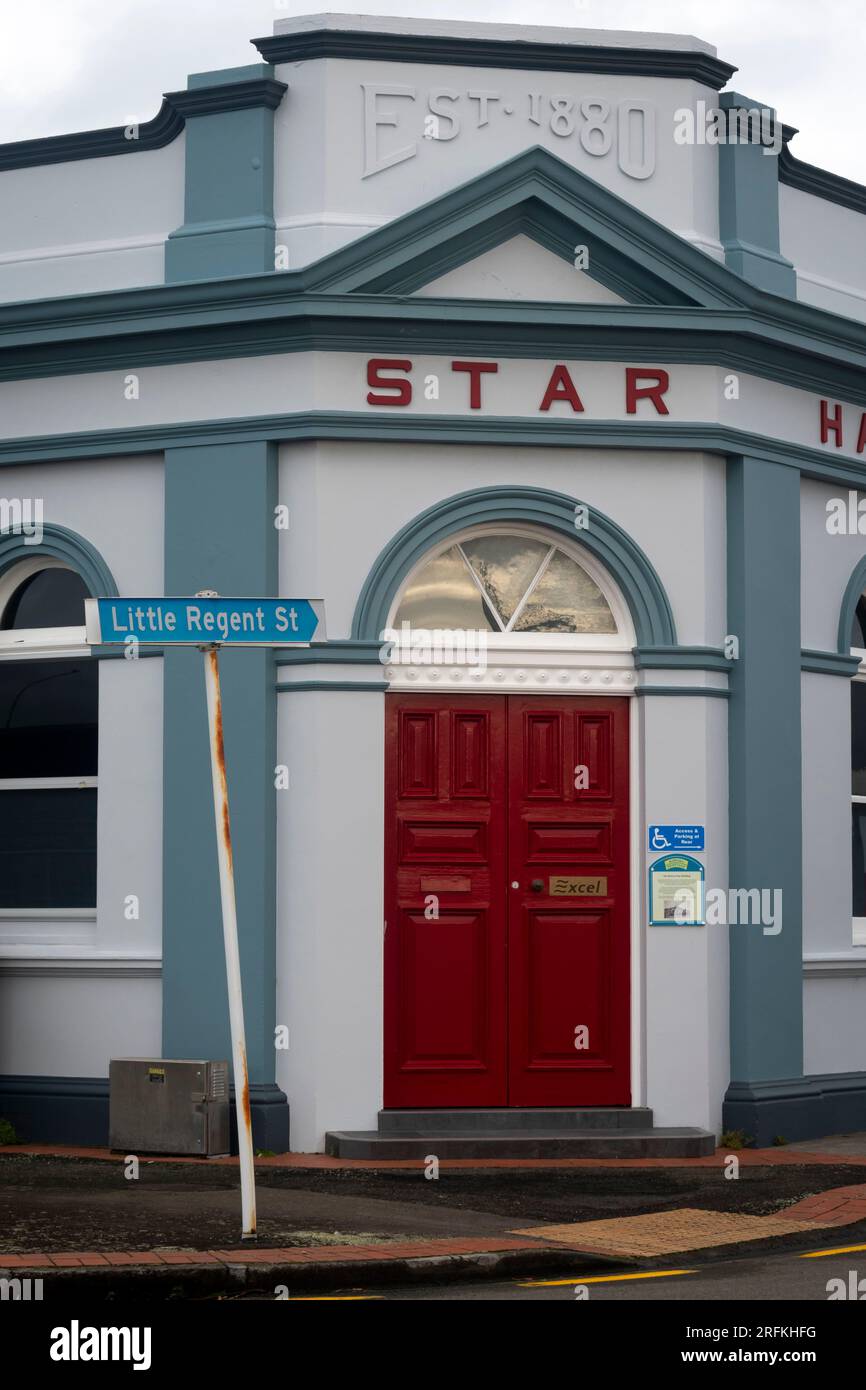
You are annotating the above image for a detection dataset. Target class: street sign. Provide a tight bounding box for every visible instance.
[85,596,325,647]
[648,824,705,853]
[83,589,327,1241]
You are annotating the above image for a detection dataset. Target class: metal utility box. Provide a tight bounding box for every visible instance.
[109,1058,230,1156]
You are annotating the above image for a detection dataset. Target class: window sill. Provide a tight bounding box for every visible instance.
[0,947,160,978]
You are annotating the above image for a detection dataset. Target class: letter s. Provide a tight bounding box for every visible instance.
[367,358,412,407]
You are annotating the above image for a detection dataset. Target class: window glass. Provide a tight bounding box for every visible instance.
[0,565,98,911]
[1,568,89,629]
[514,549,618,634]
[0,788,96,908]
[461,537,549,625]
[393,534,617,635]
[852,682,866,795]
[394,546,499,631]
[0,659,98,777]
[853,804,866,918]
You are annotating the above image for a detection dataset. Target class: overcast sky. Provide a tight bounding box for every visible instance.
[1,0,863,181]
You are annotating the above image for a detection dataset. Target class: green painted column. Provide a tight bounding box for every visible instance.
[164,64,286,282]
[162,442,285,1149]
[724,456,804,1143]
[718,93,796,297]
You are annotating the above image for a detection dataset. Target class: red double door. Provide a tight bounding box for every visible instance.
[384,694,630,1108]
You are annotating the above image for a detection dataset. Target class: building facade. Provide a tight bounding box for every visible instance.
[1,14,865,1154]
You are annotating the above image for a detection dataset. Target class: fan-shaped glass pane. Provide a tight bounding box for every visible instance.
[461,537,549,625]
[2,568,89,630]
[852,593,866,649]
[394,546,499,631]
[514,549,617,633]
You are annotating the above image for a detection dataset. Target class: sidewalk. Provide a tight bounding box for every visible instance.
[4,1139,866,1294]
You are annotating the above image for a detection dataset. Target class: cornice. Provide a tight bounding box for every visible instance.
[0,99,183,172]
[163,78,287,118]
[5,295,866,412]
[252,27,737,90]
[0,77,286,173]
[2,414,866,491]
[779,143,866,216]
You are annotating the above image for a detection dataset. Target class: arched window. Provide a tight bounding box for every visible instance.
[0,561,97,909]
[391,529,621,638]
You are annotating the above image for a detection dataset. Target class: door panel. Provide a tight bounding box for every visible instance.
[507,697,630,1105]
[384,696,507,1106]
[384,693,630,1108]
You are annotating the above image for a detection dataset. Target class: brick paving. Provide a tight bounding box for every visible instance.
[518,1186,866,1258]
[8,1141,866,1170]
[0,1234,566,1272]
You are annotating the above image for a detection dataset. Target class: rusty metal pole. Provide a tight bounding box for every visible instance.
[200,620,257,1240]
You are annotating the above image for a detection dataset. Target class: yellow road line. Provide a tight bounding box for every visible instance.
[518,1269,697,1287]
[799,1243,866,1259]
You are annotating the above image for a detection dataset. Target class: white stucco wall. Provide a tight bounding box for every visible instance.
[780,184,866,325]
[800,477,866,1074]
[275,683,385,1151]
[0,455,165,1078]
[0,138,185,302]
[275,439,728,1143]
[272,51,722,266]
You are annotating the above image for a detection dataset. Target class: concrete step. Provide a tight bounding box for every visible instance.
[377,1107,655,1133]
[324,1127,716,1160]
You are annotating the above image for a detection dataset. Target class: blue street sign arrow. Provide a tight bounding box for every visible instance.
[85,597,325,647]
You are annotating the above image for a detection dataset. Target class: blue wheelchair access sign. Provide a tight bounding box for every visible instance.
[648,824,705,853]
[85,596,325,647]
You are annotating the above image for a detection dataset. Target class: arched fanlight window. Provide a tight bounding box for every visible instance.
[393,532,619,635]
[0,562,97,910]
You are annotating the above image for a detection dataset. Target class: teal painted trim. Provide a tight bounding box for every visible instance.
[308,148,740,305]
[8,143,866,397]
[727,456,803,1084]
[718,94,796,297]
[311,148,723,305]
[162,441,277,1088]
[9,296,866,412]
[0,522,117,596]
[252,28,737,89]
[635,685,729,698]
[275,640,383,665]
[0,101,182,171]
[352,485,675,649]
[0,76,282,173]
[837,554,866,653]
[276,680,389,693]
[6,414,866,490]
[801,649,861,676]
[724,1071,866,1146]
[634,645,732,672]
[780,141,866,216]
[165,66,286,282]
[166,73,287,115]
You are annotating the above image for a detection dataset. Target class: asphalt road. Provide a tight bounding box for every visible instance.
[298,1242,866,1300]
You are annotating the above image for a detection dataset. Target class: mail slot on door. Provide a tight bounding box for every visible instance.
[420,875,472,893]
[549,876,608,896]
